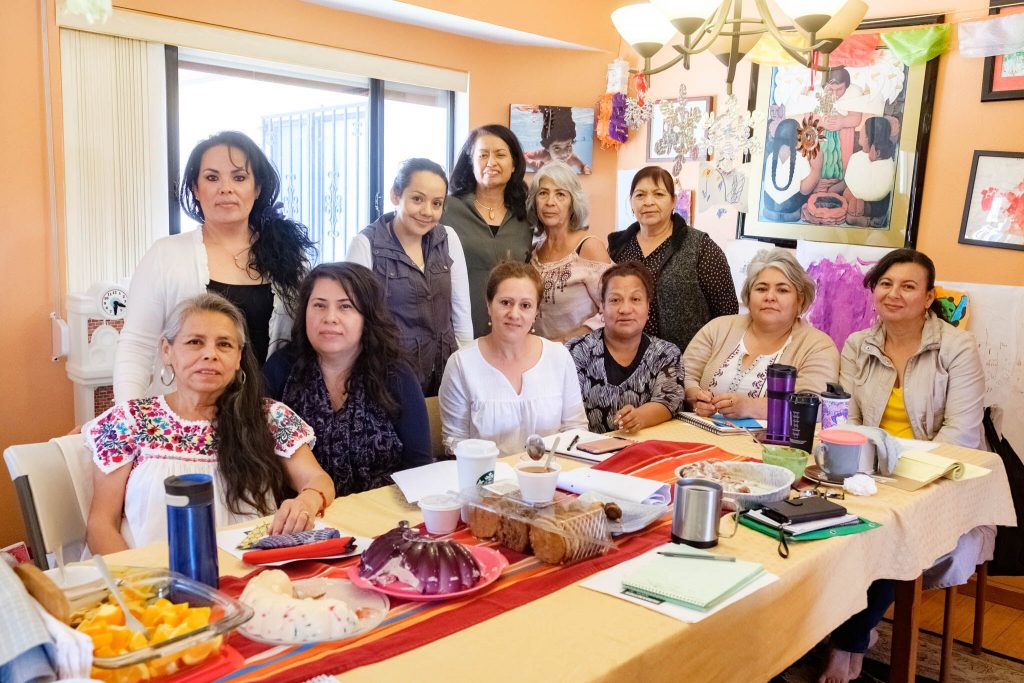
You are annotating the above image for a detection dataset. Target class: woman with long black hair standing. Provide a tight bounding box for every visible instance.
[114,131,315,401]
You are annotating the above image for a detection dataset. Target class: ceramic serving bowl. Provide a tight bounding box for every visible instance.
[761,445,810,481]
[674,461,795,511]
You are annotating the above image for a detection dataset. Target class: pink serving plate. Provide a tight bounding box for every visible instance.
[345,545,508,602]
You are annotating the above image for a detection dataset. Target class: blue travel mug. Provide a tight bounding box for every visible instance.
[165,473,219,589]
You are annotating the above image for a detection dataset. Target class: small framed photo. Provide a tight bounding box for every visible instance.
[958,150,1024,251]
[982,1,1024,102]
[646,96,713,163]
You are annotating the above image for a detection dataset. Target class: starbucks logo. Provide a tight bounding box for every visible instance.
[476,470,495,485]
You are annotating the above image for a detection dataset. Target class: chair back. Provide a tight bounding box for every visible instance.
[4,436,93,569]
[424,395,446,459]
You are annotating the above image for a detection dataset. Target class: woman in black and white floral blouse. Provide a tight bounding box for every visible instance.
[567,262,686,434]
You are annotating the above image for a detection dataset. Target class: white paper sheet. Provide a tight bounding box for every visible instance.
[557,468,671,505]
[580,543,779,623]
[390,460,516,504]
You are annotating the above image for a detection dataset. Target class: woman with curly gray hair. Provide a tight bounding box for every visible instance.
[682,248,838,419]
[528,161,611,342]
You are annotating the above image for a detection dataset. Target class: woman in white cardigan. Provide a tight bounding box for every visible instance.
[439,261,587,455]
[114,132,314,402]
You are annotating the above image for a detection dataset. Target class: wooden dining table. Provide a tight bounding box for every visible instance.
[106,421,1016,682]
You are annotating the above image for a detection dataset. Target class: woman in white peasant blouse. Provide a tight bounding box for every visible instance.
[439,261,588,455]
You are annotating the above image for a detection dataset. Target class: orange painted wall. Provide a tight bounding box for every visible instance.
[0,0,619,546]
[2,0,1020,549]
[615,0,1024,286]
[0,1,73,548]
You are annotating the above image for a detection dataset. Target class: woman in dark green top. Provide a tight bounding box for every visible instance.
[443,124,533,337]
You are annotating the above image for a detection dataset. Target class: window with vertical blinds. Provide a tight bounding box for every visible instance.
[59,29,168,292]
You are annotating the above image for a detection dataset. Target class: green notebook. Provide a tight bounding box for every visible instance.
[621,553,765,612]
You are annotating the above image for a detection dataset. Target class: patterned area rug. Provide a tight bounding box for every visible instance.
[774,621,1024,682]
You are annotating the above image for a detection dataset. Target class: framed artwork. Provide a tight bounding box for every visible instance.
[738,16,941,248]
[958,150,1024,251]
[982,1,1024,102]
[675,186,694,225]
[509,105,594,175]
[646,96,713,162]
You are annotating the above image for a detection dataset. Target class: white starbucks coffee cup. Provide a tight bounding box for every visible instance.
[454,439,499,522]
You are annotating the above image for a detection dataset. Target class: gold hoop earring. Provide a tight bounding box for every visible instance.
[160,365,175,386]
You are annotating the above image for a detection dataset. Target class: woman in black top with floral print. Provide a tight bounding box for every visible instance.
[263,263,432,496]
[567,262,686,434]
[607,166,737,353]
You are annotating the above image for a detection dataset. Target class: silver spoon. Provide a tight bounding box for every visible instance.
[93,555,145,634]
[545,436,561,471]
[525,434,545,461]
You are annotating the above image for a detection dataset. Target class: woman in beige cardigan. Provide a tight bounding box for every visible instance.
[683,248,838,419]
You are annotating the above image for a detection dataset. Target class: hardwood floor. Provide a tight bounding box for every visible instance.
[914,587,1024,661]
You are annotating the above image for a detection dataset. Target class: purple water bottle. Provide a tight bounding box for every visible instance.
[165,474,219,589]
[764,364,797,445]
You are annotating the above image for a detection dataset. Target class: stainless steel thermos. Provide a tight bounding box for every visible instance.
[671,478,726,548]
[165,473,219,588]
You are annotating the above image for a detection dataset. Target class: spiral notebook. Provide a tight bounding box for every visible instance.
[677,413,766,435]
[621,552,765,612]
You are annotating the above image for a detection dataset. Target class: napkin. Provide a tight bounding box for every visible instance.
[242,537,355,565]
[32,600,92,679]
[557,469,671,505]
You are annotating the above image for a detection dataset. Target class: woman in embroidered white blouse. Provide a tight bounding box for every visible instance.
[85,294,334,554]
[439,261,588,455]
[683,249,838,419]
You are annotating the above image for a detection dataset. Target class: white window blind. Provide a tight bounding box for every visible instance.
[60,29,168,292]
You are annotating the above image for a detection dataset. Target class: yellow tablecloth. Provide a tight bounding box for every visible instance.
[106,422,1016,682]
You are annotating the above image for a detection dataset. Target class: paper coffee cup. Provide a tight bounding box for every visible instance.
[454,439,499,491]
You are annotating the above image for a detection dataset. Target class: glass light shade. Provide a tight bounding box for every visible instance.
[651,0,722,35]
[612,4,677,58]
[711,31,760,62]
[775,0,845,34]
[819,0,867,40]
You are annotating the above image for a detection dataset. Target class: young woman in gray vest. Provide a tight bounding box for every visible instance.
[347,159,472,396]
[607,166,738,353]
[443,125,533,338]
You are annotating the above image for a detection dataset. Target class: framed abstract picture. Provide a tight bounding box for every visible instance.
[737,17,941,248]
[646,96,713,162]
[982,1,1024,102]
[958,150,1024,251]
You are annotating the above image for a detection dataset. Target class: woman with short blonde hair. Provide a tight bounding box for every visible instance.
[683,248,838,419]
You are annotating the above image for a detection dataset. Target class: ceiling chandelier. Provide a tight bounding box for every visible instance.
[612,0,869,94]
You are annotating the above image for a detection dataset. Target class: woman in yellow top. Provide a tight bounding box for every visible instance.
[823,248,987,683]
[840,248,985,447]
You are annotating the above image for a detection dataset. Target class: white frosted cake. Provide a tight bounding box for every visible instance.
[240,570,359,642]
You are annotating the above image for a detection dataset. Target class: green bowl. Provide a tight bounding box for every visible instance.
[761,445,809,480]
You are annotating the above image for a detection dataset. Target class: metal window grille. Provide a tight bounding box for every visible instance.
[262,104,369,263]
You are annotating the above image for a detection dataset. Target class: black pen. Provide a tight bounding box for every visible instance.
[567,434,580,451]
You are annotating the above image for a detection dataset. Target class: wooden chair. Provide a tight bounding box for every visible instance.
[424,395,447,459]
[938,562,988,683]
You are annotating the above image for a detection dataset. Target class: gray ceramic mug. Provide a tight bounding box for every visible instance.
[814,430,869,480]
